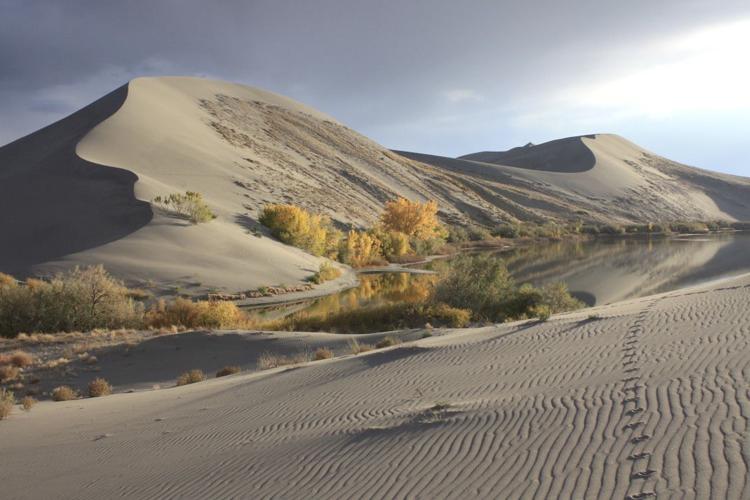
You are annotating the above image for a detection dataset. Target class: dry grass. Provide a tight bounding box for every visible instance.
[176,369,206,386]
[375,336,401,349]
[216,365,241,377]
[348,339,374,355]
[313,347,334,360]
[257,351,310,370]
[51,386,78,401]
[0,389,14,420]
[9,350,34,367]
[20,396,36,411]
[0,364,20,382]
[88,378,112,397]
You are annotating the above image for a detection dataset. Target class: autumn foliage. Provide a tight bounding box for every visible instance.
[379,198,444,240]
[259,204,341,258]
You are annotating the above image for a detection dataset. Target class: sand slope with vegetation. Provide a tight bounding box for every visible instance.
[2,76,750,291]
[1,274,748,498]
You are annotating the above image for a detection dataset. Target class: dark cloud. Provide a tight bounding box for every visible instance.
[1,0,749,174]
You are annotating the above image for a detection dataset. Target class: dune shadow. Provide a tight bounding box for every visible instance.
[0,83,152,278]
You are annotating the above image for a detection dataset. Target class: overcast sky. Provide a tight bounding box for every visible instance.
[2,0,749,175]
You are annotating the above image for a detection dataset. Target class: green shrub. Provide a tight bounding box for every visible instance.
[493,224,520,238]
[0,266,143,338]
[467,226,492,241]
[153,191,216,224]
[308,261,342,284]
[447,225,469,243]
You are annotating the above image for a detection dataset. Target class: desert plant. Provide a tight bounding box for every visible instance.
[216,366,241,377]
[153,191,216,224]
[87,377,112,397]
[176,369,206,386]
[341,230,382,267]
[51,386,78,401]
[259,204,341,257]
[313,347,334,360]
[145,298,247,329]
[376,229,412,260]
[380,198,445,241]
[0,389,14,420]
[21,396,36,411]
[532,304,552,322]
[375,336,401,348]
[0,365,20,382]
[348,339,374,354]
[308,261,342,284]
[9,350,33,367]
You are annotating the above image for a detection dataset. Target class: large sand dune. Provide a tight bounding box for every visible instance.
[2,76,750,290]
[2,275,748,498]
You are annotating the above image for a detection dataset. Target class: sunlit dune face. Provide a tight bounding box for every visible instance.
[570,19,750,117]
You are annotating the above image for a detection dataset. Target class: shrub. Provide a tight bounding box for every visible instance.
[216,366,241,377]
[308,261,342,284]
[348,339,374,354]
[0,389,14,420]
[257,352,309,370]
[259,204,341,257]
[313,347,334,360]
[598,223,625,235]
[341,230,382,267]
[532,304,552,322]
[88,378,112,397]
[467,226,492,241]
[375,336,401,348]
[52,386,78,401]
[176,369,206,386]
[153,191,216,224]
[447,225,469,243]
[9,350,33,367]
[0,365,20,382]
[0,266,143,338]
[145,298,246,329]
[21,396,36,411]
[380,198,445,241]
[376,229,411,260]
[493,224,520,238]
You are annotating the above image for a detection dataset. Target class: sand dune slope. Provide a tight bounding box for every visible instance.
[2,276,748,499]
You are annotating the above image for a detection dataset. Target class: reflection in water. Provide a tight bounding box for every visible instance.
[247,233,750,322]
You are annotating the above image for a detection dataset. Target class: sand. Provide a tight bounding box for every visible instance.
[4,76,750,294]
[2,274,748,499]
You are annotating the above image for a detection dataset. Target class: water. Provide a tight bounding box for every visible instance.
[247,232,750,323]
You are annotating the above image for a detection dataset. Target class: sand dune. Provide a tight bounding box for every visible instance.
[2,275,748,498]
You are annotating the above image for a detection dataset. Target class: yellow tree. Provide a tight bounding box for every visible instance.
[380,198,444,241]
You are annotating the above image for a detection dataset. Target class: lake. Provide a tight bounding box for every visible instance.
[246,232,750,323]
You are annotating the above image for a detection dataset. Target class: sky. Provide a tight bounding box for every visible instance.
[1,0,749,175]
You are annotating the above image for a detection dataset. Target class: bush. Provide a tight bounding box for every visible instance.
[257,352,310,370]
[380,198,445,241]
[348,339,374,354]
[308,261,342,284]
[9,351,33,367]
[447,225,469,243]
[88,378,112,397]
[313,347,334,360]
[176,369,206,386]
[0,365,20,382]
[21,396,36,411]
[216,365,241,377]
[467,226,492,241]
[145,298,246,329]
[52,386,78,401]
[341,230,382,267]
[259,204,341,257]
[493,224,520,238]
[0,389,14,420]
[532,304,552,322]
[376,229,411,260]
[153,191,216,224]
[0,266,143,338]
[375,336,401,348]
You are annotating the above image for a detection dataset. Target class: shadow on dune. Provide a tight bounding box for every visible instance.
[0,84,152,278]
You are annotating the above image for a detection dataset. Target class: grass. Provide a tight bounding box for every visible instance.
[88,378,112,397]
[375,336,401,348]
[308,261,342,284]
[176,369,206,386]
[0,365,20,382]
[257,352,311,370]
[216,366,241,377]
[0,389,14,420]
[313,347,334,360]
[52,386,78,401]
[20,396,36,411]
[0,350,34,367]
[348,339,374,355]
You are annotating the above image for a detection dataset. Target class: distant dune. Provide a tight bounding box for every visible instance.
[2,273,748,498]
[2,76,750,290]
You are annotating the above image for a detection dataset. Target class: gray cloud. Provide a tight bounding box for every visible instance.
[1,0,749,174]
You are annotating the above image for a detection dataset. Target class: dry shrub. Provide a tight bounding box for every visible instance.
[313,347,334,360]
[216,365,241,377]
[308,261,342,284]
[375,336,401,349]
[52,386,78,401]
[0,365,20,382]
[0,389,14,420]
[176,369,206,386]
[21,396,36,411]
[348,339,374,354]
[8,350,33,367]
[152,191,216,224]
[88,378,112,397]
[145,298,247,329]
[257,351,310,370]
[259,204,341,258]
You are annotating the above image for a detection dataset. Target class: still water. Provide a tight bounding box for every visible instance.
[248,232,750,321]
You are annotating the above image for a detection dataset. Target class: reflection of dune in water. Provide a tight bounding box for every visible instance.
[504,235,749,305]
